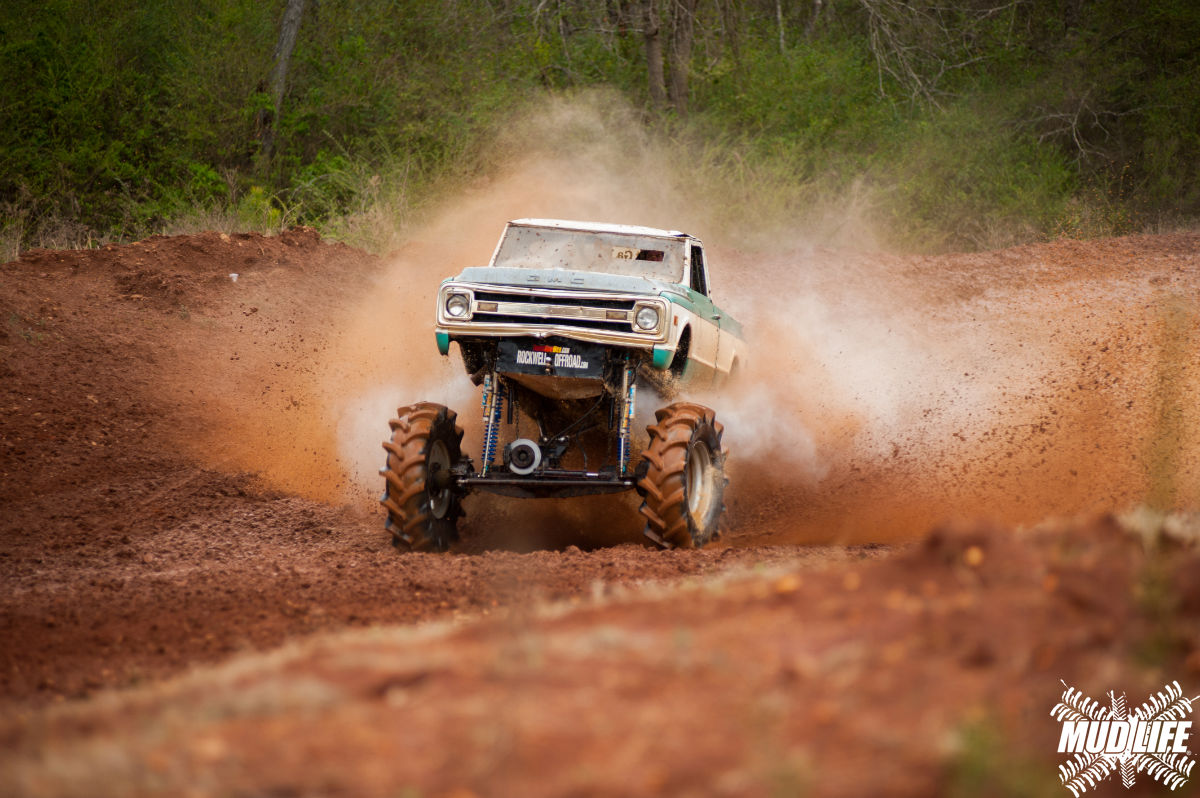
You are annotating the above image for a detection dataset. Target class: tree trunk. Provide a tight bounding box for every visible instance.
[721,0,740,65]
[260,0,307,159]
[776,0,786,53]
[805,0,822,39]
[643,0,666,111]
[667,0,697,115]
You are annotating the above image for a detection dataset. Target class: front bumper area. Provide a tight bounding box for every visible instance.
[435,281,670,351]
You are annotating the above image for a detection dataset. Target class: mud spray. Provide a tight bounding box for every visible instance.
[212,95,1199,547]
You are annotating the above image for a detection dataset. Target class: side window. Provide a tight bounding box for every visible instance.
[689,244,708,296]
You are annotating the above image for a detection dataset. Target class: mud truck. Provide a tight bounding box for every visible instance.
[380,219,746,551]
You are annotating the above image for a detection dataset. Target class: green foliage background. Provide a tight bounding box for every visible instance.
[1,0,1197,254]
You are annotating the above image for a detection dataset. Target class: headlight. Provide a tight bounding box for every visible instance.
[635,305,660,331]
[445,293,470,318]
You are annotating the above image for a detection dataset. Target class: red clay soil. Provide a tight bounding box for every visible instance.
[1,229,1199,797]
[3,518,1199,798]
[1,230,868,706]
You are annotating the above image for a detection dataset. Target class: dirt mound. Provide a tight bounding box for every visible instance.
[0,228,373,701]
[3,517,1198,797]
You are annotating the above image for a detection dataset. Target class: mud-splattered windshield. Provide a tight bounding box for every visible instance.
[492,226,686,282]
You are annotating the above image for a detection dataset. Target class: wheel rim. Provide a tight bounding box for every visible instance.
[428,439,452,518]
[685,439,715,523]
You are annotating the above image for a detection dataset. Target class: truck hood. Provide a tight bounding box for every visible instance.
[453,266,679,297]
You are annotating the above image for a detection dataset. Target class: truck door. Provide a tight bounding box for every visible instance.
[687,244,721,384]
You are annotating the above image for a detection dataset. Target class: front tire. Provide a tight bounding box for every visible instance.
[637,402,727,549]
[380,403,465,552]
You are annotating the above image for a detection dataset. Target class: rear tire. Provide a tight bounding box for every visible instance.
[380,403,465,552]
[637,402,727,549]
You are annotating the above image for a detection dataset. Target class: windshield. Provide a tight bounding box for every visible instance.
[492,225,686,282]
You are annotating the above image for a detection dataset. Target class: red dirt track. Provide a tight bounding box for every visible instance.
[2,229,1199,796]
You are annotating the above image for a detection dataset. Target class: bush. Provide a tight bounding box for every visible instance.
[0,0,1196,253]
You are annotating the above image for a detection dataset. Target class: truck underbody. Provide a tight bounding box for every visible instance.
[381,336,727,552]
[457,336,648,500]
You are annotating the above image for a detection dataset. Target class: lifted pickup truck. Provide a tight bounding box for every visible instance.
[381,218,745,551]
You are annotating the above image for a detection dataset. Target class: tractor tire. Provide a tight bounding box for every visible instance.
[380,402,465,552]
[637,402,727,549]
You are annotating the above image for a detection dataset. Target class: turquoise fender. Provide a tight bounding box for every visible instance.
[651,345,674,370]
[435,331,451,355]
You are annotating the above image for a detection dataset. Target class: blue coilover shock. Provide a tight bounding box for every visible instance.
[617,363,637,475]
[480,373,505,476]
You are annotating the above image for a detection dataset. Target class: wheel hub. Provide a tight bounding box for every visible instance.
[685,439,715,523]
[428,440,453,518]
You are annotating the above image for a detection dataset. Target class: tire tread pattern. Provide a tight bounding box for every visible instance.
[380,402,463,552]
[637,402,725,549]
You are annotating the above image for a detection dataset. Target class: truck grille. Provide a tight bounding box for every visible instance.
[473,290,633,311]
[470,288,637,332]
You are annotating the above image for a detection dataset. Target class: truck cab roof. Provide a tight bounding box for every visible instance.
[508,218,695,242]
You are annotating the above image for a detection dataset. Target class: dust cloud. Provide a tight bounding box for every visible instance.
[321,95,889,503]
[203,93,1197,546]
